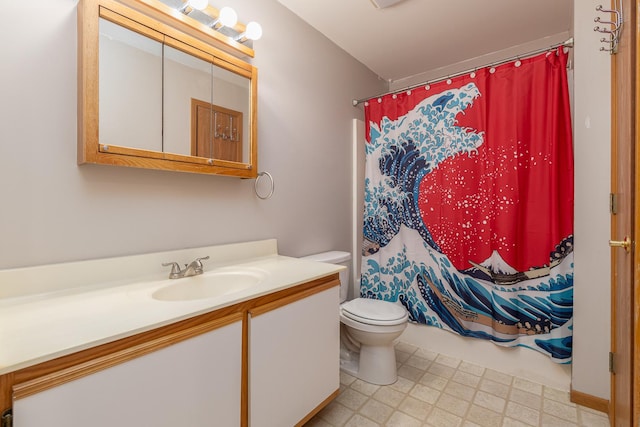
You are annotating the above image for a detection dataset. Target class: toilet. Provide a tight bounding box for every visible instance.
[302,251,408,385]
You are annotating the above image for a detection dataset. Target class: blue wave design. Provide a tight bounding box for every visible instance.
[362,84,574,363]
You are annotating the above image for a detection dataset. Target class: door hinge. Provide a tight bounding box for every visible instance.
[1,409,12,427]
[609,351,615,374]
[610,193,618,214]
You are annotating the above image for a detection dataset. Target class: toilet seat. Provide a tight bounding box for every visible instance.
[341,298,408,326]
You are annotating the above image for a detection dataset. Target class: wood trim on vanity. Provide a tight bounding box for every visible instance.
[241,309,250,427]
[0,373,14,417]
[249,274,340,317]
[0,302,244,411]
[0,273,340,425]
[12,312,243,400]
[295,388,340,427]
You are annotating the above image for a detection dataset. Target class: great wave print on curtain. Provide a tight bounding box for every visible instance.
[361,49,574,363]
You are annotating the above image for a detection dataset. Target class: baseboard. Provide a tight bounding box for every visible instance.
[570,387,610,414]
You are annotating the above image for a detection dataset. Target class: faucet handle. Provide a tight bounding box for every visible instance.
[194,256,210,264]
[191,256,210,272]
[162,261,183,279]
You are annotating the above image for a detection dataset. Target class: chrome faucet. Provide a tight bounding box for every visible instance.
[162,256,210,279]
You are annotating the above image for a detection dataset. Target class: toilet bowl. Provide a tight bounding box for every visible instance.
[301,251,409,385]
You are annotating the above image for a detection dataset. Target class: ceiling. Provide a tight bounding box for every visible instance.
[276,0,573,83]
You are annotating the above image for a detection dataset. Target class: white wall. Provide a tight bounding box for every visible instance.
[0,0,385,270]
[571,0,611,400]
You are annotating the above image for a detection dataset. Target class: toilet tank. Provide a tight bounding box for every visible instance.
[301,251,351,303]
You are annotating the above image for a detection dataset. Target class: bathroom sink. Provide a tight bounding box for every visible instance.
[152,270,265,301]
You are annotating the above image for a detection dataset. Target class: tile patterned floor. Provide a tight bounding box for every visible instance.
[306,342,610,427]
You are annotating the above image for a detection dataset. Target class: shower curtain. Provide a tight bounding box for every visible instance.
[361,49,574,363]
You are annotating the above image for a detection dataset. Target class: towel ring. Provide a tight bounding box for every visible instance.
[254,171,274,200]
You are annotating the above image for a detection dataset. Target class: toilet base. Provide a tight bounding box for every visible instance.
[339,342,399,385]
[356,343,398,385]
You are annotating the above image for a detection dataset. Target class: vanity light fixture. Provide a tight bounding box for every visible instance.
[178,0,208,14]
[209,6,237,29]
[168,0,262,48]
[235,21,263,42]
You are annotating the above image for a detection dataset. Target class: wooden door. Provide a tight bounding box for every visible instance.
[610,0,637,425]
[191,98,243,162]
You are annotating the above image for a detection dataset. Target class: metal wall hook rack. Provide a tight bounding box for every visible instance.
[594,1,623,54]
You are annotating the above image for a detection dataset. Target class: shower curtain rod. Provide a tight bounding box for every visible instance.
[352,38,574,106]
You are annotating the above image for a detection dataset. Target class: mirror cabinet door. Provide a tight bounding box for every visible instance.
[211,65,251,164]
[163,40,214,159]
[99,17,163,153]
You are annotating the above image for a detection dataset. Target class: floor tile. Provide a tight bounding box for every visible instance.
[398,364,425,382]
[350,379,380,396]
[512,377,543,395]
[409,383,441,404]
[398,395,433,420]
[505,401,540,426]
[414,348,438,361]
[428,362,456,379]
[395,349,411,364]
[306,342,609,427]
[509,387,542,410]
[540,412,579,426]
[458,360,485,377]
[435,353,462,369]
[478,378,510,399]
[388,375,415,394]
[385,410,422,427]
[317,401,354,426]
[426,407,463,427]
[578,408,611,427]
[544,385,574,404]
[344,413,380,427]
[436,392,470,417]
[336,388,369,411]
[419,371,449,390]
[405,354,432,370]
[372,386,405,408]
[358,399,393,424]
[483,368,513,386]
[444,380,476,402]
[543,398,579,423]
[452,370,482,388]
[473,390,506,414]
[466,404,503,427]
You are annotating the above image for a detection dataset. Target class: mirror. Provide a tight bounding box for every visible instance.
[79,0,258,178]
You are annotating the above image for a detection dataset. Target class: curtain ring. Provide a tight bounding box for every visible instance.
[254,171,274,200]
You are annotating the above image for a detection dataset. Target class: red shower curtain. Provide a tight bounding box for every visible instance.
[361,49,574,362]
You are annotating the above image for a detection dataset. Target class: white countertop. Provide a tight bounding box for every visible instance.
[0,240,343,375]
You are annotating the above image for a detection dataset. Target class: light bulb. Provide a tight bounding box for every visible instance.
[245,21,262,41]
[189,0,208,10]
[218,7,238,28]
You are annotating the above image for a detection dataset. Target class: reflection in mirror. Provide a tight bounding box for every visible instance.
[163,43,213,157]
[210,65,251,163]
[99,18,162,152]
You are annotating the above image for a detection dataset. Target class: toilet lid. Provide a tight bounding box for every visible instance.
[341,298,408,325]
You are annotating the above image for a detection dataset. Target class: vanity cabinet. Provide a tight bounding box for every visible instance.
[0,273,340,427]
[13,318,243,427]
[249,286,339,427]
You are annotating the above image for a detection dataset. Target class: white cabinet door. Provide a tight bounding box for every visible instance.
[13,320,242,427]
[249,287,339,427]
